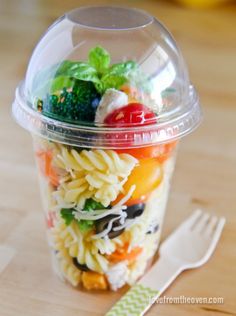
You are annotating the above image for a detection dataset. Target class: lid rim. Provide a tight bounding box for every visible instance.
[12,83,202,148]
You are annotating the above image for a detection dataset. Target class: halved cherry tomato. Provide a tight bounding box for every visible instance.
[113,158,163,205]
[107,243,143,263]
[115,141,177,162]
[36,150,59,187]
[104,103,157,147]
[104,103,157,127]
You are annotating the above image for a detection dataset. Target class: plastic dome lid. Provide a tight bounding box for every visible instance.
[12,6,202,148]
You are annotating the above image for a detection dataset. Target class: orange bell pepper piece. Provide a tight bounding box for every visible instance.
[107,243,143,263]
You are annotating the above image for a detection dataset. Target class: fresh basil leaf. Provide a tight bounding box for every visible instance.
[55,60,75,76]
[66,62,100,83]
[31,61,75,102]
[88,46,110,74]
[50,76,75,93]
[98,61,137,92]
[55,60,100,84]
[60,208,75,225]
[33,60,79,88]
[32,76,75,105]
[107,61,137,77]
[101,75,127,92]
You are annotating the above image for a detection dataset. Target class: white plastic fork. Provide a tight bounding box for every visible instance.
[106,209,225,316]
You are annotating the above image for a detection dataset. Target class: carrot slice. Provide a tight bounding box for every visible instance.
[36,150,59,186]
[107,243,143,263]
[46,212,56,228]
[115,141,177,161]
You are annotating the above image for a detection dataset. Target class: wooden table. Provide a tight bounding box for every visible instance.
[0,1,235,315]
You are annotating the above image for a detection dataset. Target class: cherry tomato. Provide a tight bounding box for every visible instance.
[115,141,177,161]
[104,103,157,127]
[104,103,157,147]
[113,158,163,205]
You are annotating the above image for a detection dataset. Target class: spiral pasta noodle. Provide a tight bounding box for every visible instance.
[34,134,175,291]
[52,218,123,279]
[127,232,159,285]
[58,257,81,287]
[52,220,81,286]
[53,148,138,207]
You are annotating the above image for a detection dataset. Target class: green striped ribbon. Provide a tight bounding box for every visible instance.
[105,284,159,316]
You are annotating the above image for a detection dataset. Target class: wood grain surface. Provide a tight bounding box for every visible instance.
[0,1,236,315]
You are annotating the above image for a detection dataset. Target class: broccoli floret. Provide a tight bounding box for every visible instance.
[38,80,101,123]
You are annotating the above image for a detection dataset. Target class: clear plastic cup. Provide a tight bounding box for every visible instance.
[12,6,202,291]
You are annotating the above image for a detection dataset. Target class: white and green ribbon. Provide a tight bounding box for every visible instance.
[105,284,159,316]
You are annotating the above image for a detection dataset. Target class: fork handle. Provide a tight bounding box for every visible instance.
[141,256,183,294]
[105,258,183,316]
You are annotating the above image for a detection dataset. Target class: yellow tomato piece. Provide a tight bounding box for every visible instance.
[123,158,163,201]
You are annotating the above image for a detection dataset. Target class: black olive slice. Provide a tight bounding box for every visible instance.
[108,227,125,239]
[126,203,145,219]
[146,224,159,234]
[96,215,125,239]
[72,258,89,271]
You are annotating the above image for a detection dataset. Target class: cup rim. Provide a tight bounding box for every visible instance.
[12,82,202,149]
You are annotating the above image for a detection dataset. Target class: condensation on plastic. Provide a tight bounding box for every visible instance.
[12,6,202,148]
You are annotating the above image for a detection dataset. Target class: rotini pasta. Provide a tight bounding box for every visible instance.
[34,135,176,291]
[51,217,123,277]
[127,232,160,285]
[51,220,81,286]
[53,148,138,207]
[58,257,81,287]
